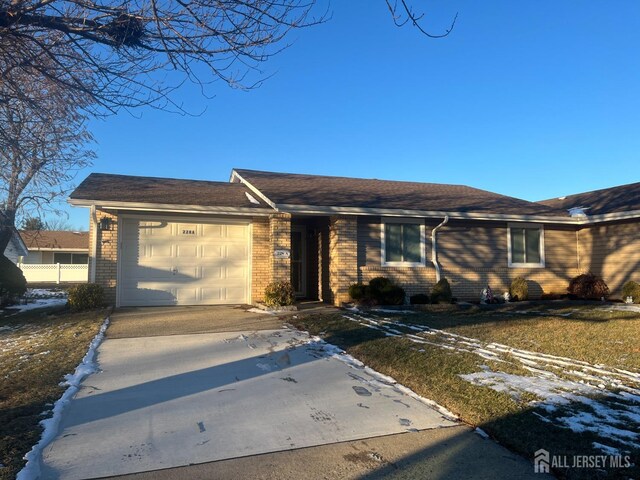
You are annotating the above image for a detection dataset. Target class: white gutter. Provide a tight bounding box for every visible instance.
[431,216,449,282]
[89,205,97,283]
[68,199,274,216]
[274,203,580,225]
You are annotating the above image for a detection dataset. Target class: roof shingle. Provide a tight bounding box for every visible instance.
[233,169,557,216]
[70,173,271,209]
[538,182,640,216]
[20,230,89,250]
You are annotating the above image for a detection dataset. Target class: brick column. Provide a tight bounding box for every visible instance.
[92,210,118,305]
[270,213,291,283]
[251,217,270,302]
[329,216,358,305]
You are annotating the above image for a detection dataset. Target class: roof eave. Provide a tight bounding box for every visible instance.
[68,198,274,216]
[275,203,580,224]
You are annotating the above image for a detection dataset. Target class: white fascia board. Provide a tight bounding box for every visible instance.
[67,198,273,216]
[229,170,278,209]
[275,203,582,225]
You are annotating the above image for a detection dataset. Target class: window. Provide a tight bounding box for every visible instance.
[381,219,425,266]
[508,224,545,267]
[53,253,89,264]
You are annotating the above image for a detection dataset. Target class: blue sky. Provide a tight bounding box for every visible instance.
[60,0,640,229]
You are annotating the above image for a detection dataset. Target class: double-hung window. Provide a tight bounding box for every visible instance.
[381,219,425,266]
[508,224,545,267]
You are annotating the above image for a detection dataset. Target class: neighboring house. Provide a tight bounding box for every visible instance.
[20,230,90,264]
[3,228,29,263]
[68,170,640,307]
[18,230,90,284]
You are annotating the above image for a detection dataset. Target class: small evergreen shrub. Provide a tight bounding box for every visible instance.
[430,278,453,304]
[0,256,27,306]
[368,277,405,305]
[509,277,528,301]
[621,281,640,304]
[410,294,431,305]
[567,273,609,300]
[67,283,104,311]
[348,283,369,302]
[264,281,295,307]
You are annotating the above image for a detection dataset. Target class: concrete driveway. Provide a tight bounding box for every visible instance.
[40,306,547,480]
[40,307,455,479]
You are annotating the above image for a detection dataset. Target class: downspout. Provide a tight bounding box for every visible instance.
[431,216,449,282]
[89,205,98,283]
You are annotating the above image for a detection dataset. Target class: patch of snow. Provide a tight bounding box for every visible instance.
[592,442,622,456]
[246,308,275,315]
[6,298,67,314]
[256,363,272,372]
[371,308,415,314]
[17,316,110,480]
[475,427,489,439]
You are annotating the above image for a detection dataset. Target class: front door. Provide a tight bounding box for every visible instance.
[290,226,306,297]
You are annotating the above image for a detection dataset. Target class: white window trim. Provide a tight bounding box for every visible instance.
[507,223,546,268]
[381,217,426,267]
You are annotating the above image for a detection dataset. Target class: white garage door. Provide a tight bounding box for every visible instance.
[119,217,250,306]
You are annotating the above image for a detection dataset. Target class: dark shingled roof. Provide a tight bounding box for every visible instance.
[20,230,89,250]
[233,169,559,216]
[538,182,640,216]
[70,173,271,209]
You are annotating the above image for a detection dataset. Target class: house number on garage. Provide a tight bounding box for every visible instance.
[181,229,196,235]
[274,249,291,259]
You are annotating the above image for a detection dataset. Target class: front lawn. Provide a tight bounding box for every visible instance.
[290,304,640,480]
[0,307,107,480]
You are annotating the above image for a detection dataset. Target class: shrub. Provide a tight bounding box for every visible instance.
[264,281,295,307]
[368,277,405,305]
[621,281,640,304]
[509,277,528,301]
[410,294,431,305]
[431,278,453,304]
[0,256,27,306]
[348,283,369,302]
[67,283,105,311]
[567,273,609,300]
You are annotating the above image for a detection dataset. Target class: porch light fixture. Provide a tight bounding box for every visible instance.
[99,217,112,231]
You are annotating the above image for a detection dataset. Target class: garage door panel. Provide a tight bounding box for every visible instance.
[119,218,250,306]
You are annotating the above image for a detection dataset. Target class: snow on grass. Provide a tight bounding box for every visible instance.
[16,316,110,480]
[343,309,640,454]
[5,298,68,314]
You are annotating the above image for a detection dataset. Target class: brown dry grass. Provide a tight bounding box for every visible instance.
[0,306,107,480]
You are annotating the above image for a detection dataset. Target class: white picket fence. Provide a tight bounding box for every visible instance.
[17,263,89,284]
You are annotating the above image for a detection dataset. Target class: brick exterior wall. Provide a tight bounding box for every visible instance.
[251,217,270,302]
[577,220,640,298]
[358,217,580,301]
[329,216,358,305]
[270,213,291,284]
[91,209,118,304]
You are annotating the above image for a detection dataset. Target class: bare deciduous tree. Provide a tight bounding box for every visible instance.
[1,1,455,115]
[0,67,95,254]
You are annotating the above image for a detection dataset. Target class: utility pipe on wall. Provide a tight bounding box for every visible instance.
[89,205,98,283]
[431,215,449,282]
